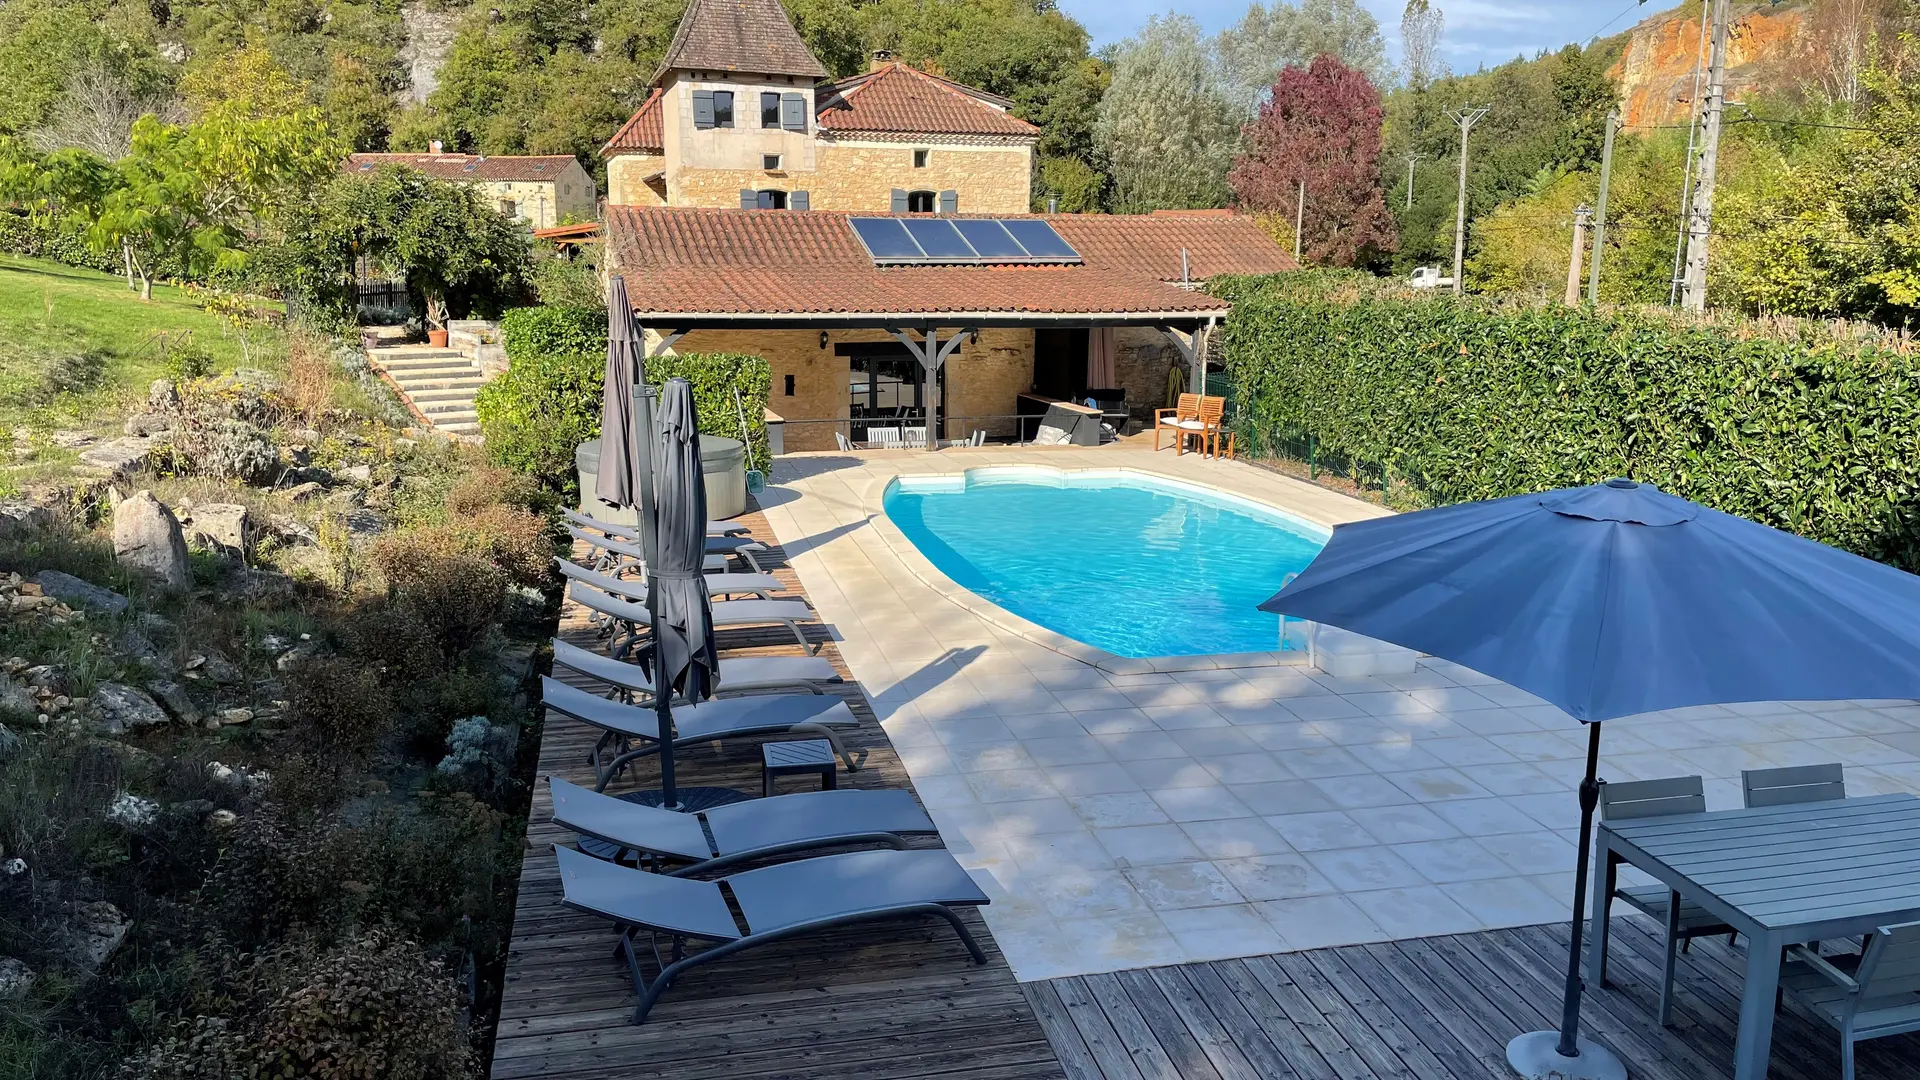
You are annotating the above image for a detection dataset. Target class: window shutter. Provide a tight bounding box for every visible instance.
[693,89,715,129]
[790,190,810,210]
[781,92,807,132]
[890,188,908,213]
[938,189,958,214]
[739,188,757,209]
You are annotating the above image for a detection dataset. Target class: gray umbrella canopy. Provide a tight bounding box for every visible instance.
[595,275,644,509]
[649,378,720,707]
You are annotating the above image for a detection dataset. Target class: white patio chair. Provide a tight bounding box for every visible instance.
[870,427,902,449]
[902,427,928,448]
[834,432,854,451]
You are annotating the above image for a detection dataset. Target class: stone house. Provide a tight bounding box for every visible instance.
[343,150,597,229]
[598,0,1296,451]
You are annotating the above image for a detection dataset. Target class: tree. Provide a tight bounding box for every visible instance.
[1399,1,1447,90]
[384,168,533,329]
[1214,0,1389,111]
[28,57,182,160]
[1036,154,1103,212]
[1229,55,1395,266]
[1095,15,1239,213]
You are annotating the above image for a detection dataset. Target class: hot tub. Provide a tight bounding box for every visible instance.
[575,435,748,523]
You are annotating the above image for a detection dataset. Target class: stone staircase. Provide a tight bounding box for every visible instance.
[367,346,489,437]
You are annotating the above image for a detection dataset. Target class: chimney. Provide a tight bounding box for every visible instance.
[870,49,895,72]
[429,139,444,153]
[1046,194,1060,214]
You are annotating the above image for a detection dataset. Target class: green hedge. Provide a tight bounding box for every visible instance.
[479,306,772,498]
[1215,270,1920,570]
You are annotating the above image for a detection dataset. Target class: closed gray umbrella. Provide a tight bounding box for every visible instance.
[595,275,643,509]
[647,377,720,808]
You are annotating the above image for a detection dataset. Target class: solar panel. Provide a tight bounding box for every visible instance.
[953,219,1027,259]
[1000,218,1079,259]
[902,219,975,259]
[848,216,1082,265]
[850,218,925,261]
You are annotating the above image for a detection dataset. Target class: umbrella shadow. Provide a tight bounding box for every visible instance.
[776,514,877,562]
[770,455,865,484]
[884,646,988,702]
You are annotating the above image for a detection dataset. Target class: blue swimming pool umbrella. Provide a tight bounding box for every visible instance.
[1259,479,1920,1080]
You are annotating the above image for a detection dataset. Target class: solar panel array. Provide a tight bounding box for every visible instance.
[849,217,1081,265]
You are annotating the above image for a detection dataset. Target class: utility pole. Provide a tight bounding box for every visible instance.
[1405,152,1422,210]
[1566,205,1592,306]
[1680,0,1732,312]
[1444,106,1488,297]
[1587,111,1618,304]
[1294,180,1305,262]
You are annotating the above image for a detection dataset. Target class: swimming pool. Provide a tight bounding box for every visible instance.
[882,469,1330,658]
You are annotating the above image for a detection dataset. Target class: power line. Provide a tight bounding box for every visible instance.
[1584,0,1649,44]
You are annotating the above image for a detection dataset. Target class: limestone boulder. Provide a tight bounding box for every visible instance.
[0,501,52,539]
[35,570,129,615]
[90,683,169,735]
[185,503,251,562]
[112,490,190,588]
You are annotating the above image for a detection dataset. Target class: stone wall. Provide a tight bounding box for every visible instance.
[809,141,1033,214]
[607,154,668,207]
[1114,327,1184,422]
[479,167,596,228]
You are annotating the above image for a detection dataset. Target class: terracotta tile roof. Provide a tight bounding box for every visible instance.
[817,64,1038,138]
[602,90,665,154]
[605,206,1294,319]
[344,153,580,183]
[1050,213,1299,281]
[654,0,826,81]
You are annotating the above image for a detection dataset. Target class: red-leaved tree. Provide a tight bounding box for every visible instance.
[1229,54,1397,267]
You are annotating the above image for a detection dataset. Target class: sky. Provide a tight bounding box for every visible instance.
[1061,0,1674,72]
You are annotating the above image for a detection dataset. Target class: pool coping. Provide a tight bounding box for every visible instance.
[858,462,1341,675]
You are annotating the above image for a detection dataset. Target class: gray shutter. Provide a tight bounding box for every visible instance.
[739,188,756,209]
[693,89,715,129]
[890,188,908,213]
[790,190,810,210]
[938,189,958,214]
[781,92,807,132]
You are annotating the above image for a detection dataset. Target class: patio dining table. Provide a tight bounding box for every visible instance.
[1588,792,1920,1080]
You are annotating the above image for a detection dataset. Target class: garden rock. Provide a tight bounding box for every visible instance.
[281,481,325,502]
[185,503,251,561]
[147,680,199,725]
[76,436,157,479]
[220,567,295,604]
[216,707,253,726]
[263,514,318,546]
[0,501,52,538]
[338,463,372,484]
[343,508,388,538]
[282,465,331,487]
[35,570,128,615]
[63,901,130,977]
[0,958,34,1000]
[113,491,190,588]
[147,378,179,413]
[0,677,36,720]
[90,683,169,735]
[122,412,171,437]
[199,652,242,685]
[49,430,97,449]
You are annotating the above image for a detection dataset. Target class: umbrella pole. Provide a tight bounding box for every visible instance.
[1506,721,1625,1080]
[633,383,676,811]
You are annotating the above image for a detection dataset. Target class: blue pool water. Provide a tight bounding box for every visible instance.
[882,469,1330,658]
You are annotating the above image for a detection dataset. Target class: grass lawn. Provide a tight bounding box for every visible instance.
[0,253,287,434]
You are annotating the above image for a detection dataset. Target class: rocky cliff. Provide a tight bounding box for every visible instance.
[1609,2,1806,128]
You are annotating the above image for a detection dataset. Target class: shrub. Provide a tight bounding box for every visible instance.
[125,930,473,1080]
[283,654,393,765]
[162,417,278,484]
[369,505,557,661]
[197,810,352,949]
[648,352,772,475]
[473,350,602,495]
[498,305,605,360]
[1216,270,1920,570]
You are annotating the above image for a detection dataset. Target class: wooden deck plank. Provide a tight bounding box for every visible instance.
[487,504,1065,1080]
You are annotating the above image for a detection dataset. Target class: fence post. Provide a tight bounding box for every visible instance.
[1308,434,1316,481]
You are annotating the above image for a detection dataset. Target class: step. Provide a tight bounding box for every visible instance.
[391,377,485,392]
[418,400,478,416]
[382,363,480,379]
[432,416,481,430]
[375,347,467,360]
[406,387,482,403]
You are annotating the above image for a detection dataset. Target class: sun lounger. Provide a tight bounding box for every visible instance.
[564,515,767,566]
[565,506,748,539]
[568,525,735,575]
[568,581,823,655]
[540,675,859,786]
[554,556,784,601]
[550,639,840,703]
[554,845,988,1023]
[548,776,934,875]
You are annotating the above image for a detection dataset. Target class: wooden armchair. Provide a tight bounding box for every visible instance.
[1153,393,1202,452]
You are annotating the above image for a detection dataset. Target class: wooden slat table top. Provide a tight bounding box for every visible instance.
[487,500,1066,1080]
[1603,793,1920,930]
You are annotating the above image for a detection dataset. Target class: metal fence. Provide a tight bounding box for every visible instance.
[774,412,1133,450]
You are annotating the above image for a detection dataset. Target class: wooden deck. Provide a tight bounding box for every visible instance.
[1030,915,1920,1080]
[494,499,1920,1080]
[488,502,1067,1080]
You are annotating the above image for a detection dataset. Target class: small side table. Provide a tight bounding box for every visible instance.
[762,739,838,797]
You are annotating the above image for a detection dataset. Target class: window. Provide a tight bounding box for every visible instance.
[711,90,734,127]
[913,149,929,168]
[761,92,781,128]
[499,199,519,217]
[906,190,935,213]
[763,154,782,171]
[757,189,788,210]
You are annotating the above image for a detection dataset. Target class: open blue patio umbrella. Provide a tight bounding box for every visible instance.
[1259,478,1920,1080]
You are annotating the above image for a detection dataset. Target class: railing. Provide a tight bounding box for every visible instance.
[772,412,1128,449]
